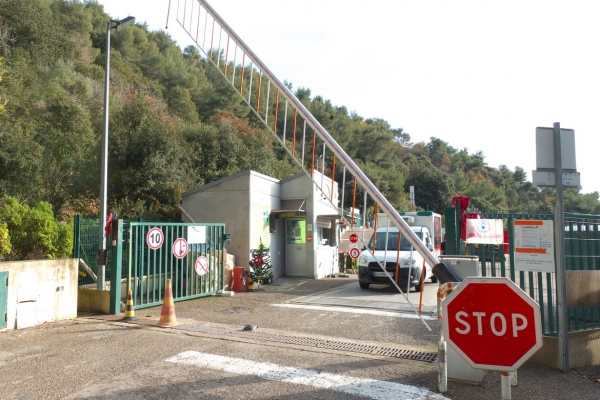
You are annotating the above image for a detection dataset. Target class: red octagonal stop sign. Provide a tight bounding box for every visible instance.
[442,277,542,371]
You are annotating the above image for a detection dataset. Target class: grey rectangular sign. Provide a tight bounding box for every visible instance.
[535,127,577,170]
[532,171,581,188]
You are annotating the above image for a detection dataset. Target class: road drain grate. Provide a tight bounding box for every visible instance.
[175,323,437,363]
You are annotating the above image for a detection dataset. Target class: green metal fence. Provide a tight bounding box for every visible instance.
[72,215,106,286]
[563,214,600,333]
[446,205,600,336]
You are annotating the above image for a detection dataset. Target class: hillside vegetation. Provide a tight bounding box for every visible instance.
[1,0,599,229]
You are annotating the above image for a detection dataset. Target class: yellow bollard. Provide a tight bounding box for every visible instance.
[122,289,138,321]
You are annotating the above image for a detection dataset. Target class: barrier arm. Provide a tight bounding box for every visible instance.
[196,0,441,271]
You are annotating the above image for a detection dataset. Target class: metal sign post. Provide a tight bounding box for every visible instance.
[533,123,576,372]
[553,122,569,372]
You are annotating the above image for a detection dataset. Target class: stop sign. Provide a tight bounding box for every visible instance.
[442,277,542,371]
[349,233,358,243]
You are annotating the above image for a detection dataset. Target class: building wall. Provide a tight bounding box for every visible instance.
[182,175,250,269]
[0,259,78,331]
[281,171,339,279]
[183,170,339,280]
[249,173,282,277]
[182,171,280,271]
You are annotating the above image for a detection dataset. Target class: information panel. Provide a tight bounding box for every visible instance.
[514,220,555,273]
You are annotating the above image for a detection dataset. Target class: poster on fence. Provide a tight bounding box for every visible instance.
[514,220,555,273]
[465,219,504,244]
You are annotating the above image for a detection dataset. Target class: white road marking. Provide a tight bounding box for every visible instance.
[166,351,448,400]
[271,303,436,320]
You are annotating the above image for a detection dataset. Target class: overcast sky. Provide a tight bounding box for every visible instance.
[98,0,600,195]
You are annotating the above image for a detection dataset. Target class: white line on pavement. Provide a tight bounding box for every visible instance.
[271,303,437,320]
[166,351,448,400]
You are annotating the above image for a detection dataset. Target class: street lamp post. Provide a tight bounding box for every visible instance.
[98,16,135,291]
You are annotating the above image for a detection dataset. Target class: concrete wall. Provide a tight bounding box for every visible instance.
[526,332,600,369]
[249,172,281,265]
[317,246,338,278]
[0,259,78,331]
[567,270,600,307]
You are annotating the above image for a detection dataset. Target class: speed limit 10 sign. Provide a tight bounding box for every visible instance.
[146,227,164,250]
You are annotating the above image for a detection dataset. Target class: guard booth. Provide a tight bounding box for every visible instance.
[107,219,228,314]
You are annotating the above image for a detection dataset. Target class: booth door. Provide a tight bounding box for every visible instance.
[285,219,306,276]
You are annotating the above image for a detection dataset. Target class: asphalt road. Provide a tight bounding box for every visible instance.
[1,275,599,399]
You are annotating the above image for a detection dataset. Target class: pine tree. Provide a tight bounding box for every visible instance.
[249,238,273,285]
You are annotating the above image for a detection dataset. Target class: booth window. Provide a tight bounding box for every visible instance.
[317,217,332,246]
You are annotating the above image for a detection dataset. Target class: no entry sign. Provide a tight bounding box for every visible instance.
[349,233,359,248]
[443,277,542,371]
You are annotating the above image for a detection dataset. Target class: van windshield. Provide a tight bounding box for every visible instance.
[367,232,423,251]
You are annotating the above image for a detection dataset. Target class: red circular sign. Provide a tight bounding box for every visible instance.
[195,256,209,276]
[172,238,188,259]
[443,277,542,371]
[146,227,164,250]
[306,235,313,242]
[348,248,360,259]
[349,233,359,244]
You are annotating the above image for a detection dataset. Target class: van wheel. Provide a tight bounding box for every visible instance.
[359,282,370,289]
[431,276,438,283]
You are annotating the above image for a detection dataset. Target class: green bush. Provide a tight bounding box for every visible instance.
[0,223,11,260]
[0,195,73,260]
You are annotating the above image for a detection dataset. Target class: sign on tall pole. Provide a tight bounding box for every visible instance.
[553,123,569,372]
[533,123,576,372]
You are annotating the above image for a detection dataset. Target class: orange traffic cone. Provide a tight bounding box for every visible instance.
[157,279,178,327]
[122,289,138,321]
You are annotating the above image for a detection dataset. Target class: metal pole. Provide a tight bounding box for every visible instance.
[437,282,459,393]
[340,166,346,206]
[554,122,569,372]
[363,189,367,228]
[501,371,511,399]
[98,20,111,291]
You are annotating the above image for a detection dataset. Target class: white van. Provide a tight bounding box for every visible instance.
[357,217,438,292]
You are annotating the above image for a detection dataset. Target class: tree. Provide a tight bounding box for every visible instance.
[404,160,454,213]
[249,238,272,285]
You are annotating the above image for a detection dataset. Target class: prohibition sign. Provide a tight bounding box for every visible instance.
[349,233,359,248]
[195,256,209,276]
[349,247,360,259]
[146,227,164,250]
[173,238,188,259]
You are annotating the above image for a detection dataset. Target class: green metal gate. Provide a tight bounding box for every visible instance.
[108,220,227,313]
